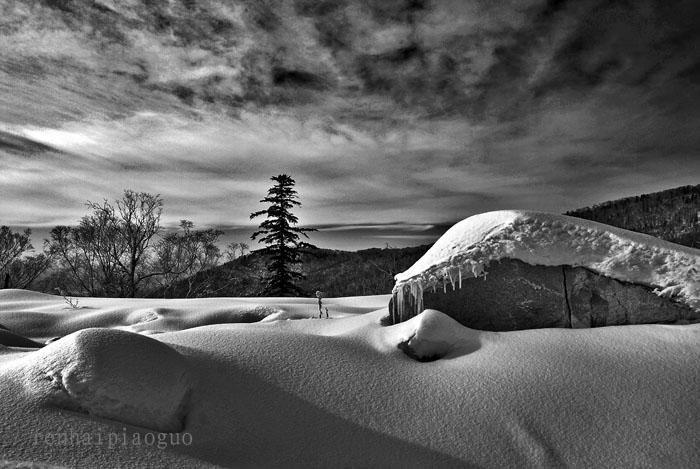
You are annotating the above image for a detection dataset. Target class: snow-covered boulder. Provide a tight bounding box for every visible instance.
[17,328,191,432]
[389,211,700,330]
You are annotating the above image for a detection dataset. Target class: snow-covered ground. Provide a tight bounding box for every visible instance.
[0,290,699,468]
[1,211,699,468]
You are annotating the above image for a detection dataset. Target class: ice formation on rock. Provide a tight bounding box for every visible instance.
[392,210,700,322]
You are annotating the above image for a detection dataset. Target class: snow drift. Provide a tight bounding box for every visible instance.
[13,328,191,433]
[392,210,700,323]
[0,291,698,467]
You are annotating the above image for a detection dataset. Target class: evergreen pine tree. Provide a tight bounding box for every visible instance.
[250,174,317,296]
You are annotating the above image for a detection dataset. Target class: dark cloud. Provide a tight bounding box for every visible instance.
[2,0,700,127]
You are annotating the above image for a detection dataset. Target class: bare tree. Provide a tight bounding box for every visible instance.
[0,226,32,273]
[0,227,52,289]
[89,190,164,297]
[49,191,164,297]
[152,220,223,297]
[5,254,53,289]
[49,204,128,296]
[368,243,401,281]
[46,190,232,298]
[225,242,250,261]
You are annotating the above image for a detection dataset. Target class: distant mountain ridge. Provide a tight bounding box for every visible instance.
[566,184,700,249]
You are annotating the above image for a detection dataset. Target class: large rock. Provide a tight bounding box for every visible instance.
[415,259,570,330]
[565,267,697,327]
[389,258,700,331]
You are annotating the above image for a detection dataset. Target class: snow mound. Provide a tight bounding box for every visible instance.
[126,308,161,325]
[260,310,314,322]
[17,328,191,432]
[0,289,57,302]
[394,210,700,315]
[386,309,481,361]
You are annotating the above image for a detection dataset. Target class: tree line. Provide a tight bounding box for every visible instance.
[0,226,52,290]
[1,190,242,297]
[6,181,699,299]
[566,184,700,248]
[1,174,319,298]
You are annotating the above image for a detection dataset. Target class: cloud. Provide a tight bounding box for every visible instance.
[3,0,700,127]
[315,223,436,232]
[14,111,480,227]
[1,0,700,249]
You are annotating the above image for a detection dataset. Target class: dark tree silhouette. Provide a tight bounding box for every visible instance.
[0,226,52,289]
[152,220,223,298]
[48,190,165,297]
[0,226,32,273]
[250,174,316,296]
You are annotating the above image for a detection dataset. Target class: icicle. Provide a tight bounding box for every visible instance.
[470,260,485,279]
[458,268,462,289]
[447,268,455,290]
[405,283,411,321]
[395,287,402,324]
[406,280,424,318]
[402,284,408,322]
[397,288,403,324]
[409,282,415,317]
[418,281,424,315]
[471,261,478,278]
[415,281,424,316]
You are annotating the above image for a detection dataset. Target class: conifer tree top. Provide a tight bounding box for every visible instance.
[250,174,317,296]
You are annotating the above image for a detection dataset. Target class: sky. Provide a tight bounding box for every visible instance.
[1,0,700,251]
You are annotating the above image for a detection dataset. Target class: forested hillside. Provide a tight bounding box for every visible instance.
[162,184,700,298]
[152,245,431,298]
[566,184,700,248]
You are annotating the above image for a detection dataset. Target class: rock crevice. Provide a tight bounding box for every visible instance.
[562,266,572,327]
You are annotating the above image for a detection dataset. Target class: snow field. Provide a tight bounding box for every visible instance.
[0,292,698,467]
